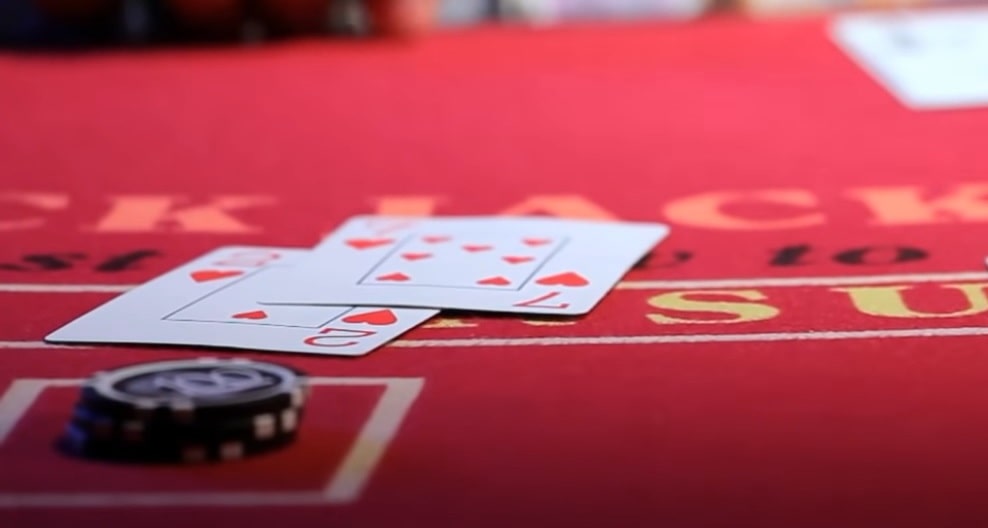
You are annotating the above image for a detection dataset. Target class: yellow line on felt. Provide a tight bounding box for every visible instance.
[2,270,988,294]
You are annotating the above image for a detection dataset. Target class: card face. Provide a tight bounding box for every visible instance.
[830,8,988,110]
[45,246,438,356]
[260,216,669,315]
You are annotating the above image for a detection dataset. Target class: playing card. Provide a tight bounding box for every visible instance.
[260,216,669,315]
[830,8,988,110]
[45,246,438,356]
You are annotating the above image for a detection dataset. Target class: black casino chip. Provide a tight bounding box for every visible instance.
[59,422,297,464]
[59,357,308,464]
[70,402,303,445]
[78,357,308,423]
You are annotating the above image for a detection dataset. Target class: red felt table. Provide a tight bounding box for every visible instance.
[3,13,988,528]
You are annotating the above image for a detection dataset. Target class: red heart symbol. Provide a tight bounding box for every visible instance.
[346,238,394,250]
[503,256,534,265]
[422,236,450,244]
[523,238,551,247]
[535,271,588,287]
[402,252,432,261]
[477,276,511,286]
[190,269,243,283]
[377,272,410,282]
[463,244,492,253]
[232,310,267,320]
[343,309,397,326]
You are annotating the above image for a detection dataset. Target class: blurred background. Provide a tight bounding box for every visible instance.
[2,0,983,48]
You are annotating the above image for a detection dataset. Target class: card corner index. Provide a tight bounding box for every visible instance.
[205,244,257,255]
[199,245,295,261]
[344,214,420,225]
[43,314,98,344]
[340,214,376,225]
[646,221,672,238]
[42,327,67,343]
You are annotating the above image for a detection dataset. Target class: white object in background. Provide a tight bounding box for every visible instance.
[830,8,988,110]
[498,0,710,23]
[437,0,495,26]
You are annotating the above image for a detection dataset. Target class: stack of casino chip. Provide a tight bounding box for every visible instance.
[60,357,308,464]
